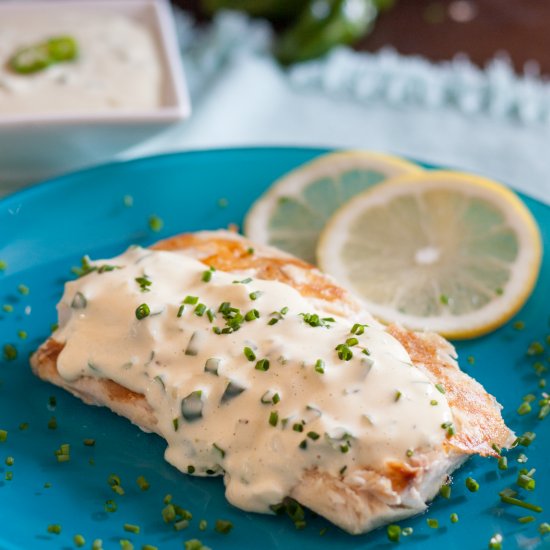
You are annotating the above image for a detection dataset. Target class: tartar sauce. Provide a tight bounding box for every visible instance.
[55,247,453,512]
[0,12,161,114]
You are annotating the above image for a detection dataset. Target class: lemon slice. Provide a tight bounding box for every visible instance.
[317,171,542,339]
[244,151,422,263]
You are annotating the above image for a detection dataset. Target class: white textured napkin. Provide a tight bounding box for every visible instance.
[125,10,550,205]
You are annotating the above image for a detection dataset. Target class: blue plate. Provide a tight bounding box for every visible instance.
[0,148,549,550]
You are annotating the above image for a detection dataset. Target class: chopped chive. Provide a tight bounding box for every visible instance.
[488,534,503,550]
[173,418,179,431]
[439,294,449,305]
[47,524,62,534]
[518,516,535,524]
[498,457,508,470]
[517,402,532,415]
[539,404,550,420]
[103,499,118,514]
[245,309,260,321]
[73,534,86,547]
[136,475,150,491]
[292,423,303,433]
[300,313,334,328]
[17,284,29,295]
[426,518,439,529]
[0,260,6,271]
[527,341,544,356]
[465,477,479,492]
[386,524,401,542]
[183,295,199,305]
[174,519,189,531]
[194,303,207,316]
[48,416,57,430]
[92,540,103,550]
[307,431,320,440]
[350,323,366,335]
[162,504,176,523]
[249,291,263,301]
[187,465,195,474]
[201,270,213,282]
[435,383,446,394]
[539,523,550,534]
[269,411,279,427]
[148,215,163,232]
[17,330,27,339]
[499,490,542,512]
[3,344,17,361]
[394,390,402,402]
[406,449,414,457]
[135,303,150,320]
[2,304,13,313]
[402,527,413,536]
[5,456,14,466]
[0,430,8,442]
[246,247,254,255]
[215,519,233,534]
[119,539,133,550]
[5,471,13,481]
[335,343,353,361]
[441,421,455,437]
[298,440,308,450]
[135,276,152,292]
[243,347,256,362]
[517,474,536,491]
[272,392,280,404]
[450,512,459,523]
[345,337,359,347]
[177,304,185,318]
[430,399,438,406]
[314,359,325,374]
[255,358,270,372]
[206,308,215,322]
[439,484,451,499]
[515,431,536,447]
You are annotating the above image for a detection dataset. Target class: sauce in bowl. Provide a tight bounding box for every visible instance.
[0,11,162,115]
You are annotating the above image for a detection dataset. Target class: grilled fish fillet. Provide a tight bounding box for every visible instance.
[31,230,514,534]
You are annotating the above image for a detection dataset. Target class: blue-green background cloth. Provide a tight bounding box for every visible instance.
[2,8,550,207]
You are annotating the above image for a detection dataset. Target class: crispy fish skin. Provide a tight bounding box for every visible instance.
[30,230,514,534]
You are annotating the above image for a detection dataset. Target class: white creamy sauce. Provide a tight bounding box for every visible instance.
[55,247,453,512]
[0,12,161,114]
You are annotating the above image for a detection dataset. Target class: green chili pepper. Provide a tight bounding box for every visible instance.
[275,0,378,65]
[201,0,303,19]
[9,35,78,75]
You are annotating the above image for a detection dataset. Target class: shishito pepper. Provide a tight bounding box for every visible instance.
[8,35,78,74]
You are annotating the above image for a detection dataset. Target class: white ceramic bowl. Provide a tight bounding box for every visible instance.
[0,0,190,185]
